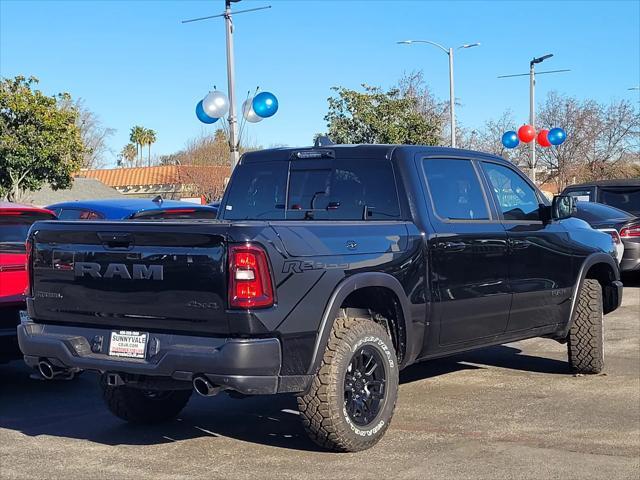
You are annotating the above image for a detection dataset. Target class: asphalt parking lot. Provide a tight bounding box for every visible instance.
[0,280,638,480]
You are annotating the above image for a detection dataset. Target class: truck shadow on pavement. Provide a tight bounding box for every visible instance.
[0,344,571,452]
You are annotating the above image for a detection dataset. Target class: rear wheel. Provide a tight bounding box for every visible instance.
[297,313,399,452]
[101,381,192,424]
[567,278,604,374]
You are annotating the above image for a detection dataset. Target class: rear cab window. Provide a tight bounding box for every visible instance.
[221,158,402,221]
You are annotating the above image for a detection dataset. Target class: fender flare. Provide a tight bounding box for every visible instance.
[306,272,413,375]
[561,252,621,337]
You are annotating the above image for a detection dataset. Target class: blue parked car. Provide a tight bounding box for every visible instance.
[46,197,218,221]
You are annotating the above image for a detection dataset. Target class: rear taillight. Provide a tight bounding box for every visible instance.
[25,238,33,296]
[620,225,640,238]
[228,244,274,309]
[604,230,622,245]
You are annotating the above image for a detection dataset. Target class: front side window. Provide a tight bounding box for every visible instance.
[423,158,489,221]
[482,162,540,221]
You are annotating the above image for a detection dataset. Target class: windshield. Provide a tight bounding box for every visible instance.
[600,188,640,215]
[0,211,55,252]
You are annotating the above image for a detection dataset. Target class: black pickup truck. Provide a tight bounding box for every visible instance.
[18,145,623,452]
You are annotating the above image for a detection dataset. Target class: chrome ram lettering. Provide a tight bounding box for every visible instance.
[74,262,163,280]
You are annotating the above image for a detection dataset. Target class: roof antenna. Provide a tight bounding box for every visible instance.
[152,195,163,204]
[314,135,335,147]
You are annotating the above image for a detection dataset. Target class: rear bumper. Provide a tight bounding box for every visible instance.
[17,320,304,394]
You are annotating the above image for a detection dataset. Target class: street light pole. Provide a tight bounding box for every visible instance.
[182,1,271,171]
[398,40,480,148]
[529,61,536,183]
[448,47,456,147]
[224,0,239,168]
[498,56,569,184]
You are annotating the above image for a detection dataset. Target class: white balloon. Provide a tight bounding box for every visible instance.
[242,98,263,123]
[202,90,229,118]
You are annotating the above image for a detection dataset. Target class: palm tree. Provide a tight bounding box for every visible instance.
[144,128,156,167]
[129,126,145,165]
[120,143,137,167]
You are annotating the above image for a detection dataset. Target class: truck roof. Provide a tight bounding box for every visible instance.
[241,144,510,165]
[564,179,640,189]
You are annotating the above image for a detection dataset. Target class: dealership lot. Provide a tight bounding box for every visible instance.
[0,281,638,480]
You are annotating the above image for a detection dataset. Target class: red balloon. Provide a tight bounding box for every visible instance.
[537,129,551,147]
[518,124,536,143]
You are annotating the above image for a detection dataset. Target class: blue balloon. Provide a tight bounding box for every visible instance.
[502,131,519,149]
[196,100,218,124]
[548,127,567,146]
[252,92,279,118]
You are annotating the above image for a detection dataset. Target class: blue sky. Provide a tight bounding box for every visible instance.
[1,0,639,167]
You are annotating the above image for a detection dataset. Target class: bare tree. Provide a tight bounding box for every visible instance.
[60,98,114,169]
[537,92,640,189]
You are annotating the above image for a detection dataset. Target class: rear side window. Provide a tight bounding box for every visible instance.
[423,159,489,221]
[481,162,540,221]
[222,159,401,221]
[0,211,55,251]
[600,188,640,214]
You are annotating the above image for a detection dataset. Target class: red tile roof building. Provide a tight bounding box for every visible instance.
[76,165,231,201]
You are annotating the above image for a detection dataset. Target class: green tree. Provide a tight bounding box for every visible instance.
[144,128,156,166]
[129,125,145,165]
[119,143,137,167]
[0,76,83,201]
[322,82,441,145]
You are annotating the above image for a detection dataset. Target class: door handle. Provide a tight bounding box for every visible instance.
[441,241,467,252]
[509,239,529,250]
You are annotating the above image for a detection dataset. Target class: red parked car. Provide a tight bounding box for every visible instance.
[0,202,56,362]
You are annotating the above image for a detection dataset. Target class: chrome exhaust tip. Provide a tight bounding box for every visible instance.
[193,375,220,397]
[38,360,59,380]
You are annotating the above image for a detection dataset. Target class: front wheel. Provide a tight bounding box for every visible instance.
[297,313,399,452]
[101,381,192,424]
[567,278,604,374]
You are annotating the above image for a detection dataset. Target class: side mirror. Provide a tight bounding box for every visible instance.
[552,195,576,220]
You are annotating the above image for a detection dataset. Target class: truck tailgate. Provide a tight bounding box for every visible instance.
[29,221,229,335]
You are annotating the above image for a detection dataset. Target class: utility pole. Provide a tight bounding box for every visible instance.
[498,55,569,184]
[182,1,271,170]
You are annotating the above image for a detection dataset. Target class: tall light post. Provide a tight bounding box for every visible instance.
[398,40,480,148]
[183,0,271,170]
[498,55,570,183]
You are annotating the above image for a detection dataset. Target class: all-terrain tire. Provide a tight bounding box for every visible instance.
[567,278,604,374]
[101,381,192,424]
[297,313,399,452]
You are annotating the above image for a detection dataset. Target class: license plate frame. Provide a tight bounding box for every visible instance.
[108,331,148,359]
